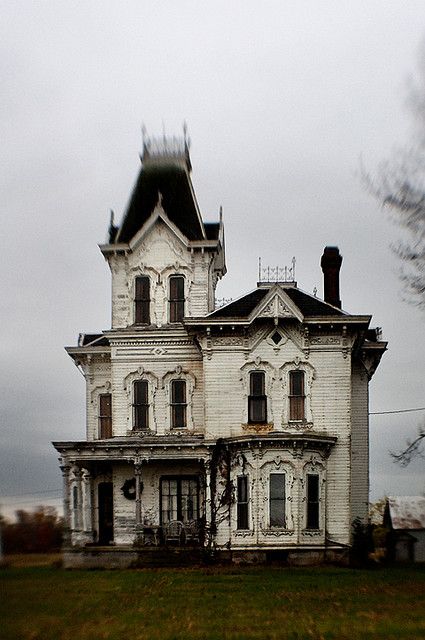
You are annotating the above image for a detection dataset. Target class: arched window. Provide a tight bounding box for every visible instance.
[133,380,149,430]
[289,370,305,421]
[170,379,187,428]
[248,371,267,423]
[169,275,185,322]
[135,276,150,324]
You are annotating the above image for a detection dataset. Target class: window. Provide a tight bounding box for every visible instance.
[270,473,286,528]
[160,477,198,524]
[306,474,320,529]
[99,393,112,438]
[135,276,150,324]
[248,371,267,423]
[133,380,149,430]
[171,380,187,428]
[289,370,305,421]
[169,275,185,322]
[237,476,249,529]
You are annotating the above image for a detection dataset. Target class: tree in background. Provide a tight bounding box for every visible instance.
[1,506,63,554]
[366,48,425,464]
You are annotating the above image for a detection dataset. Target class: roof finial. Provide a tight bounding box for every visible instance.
[141,123,147,144]
[219,205,223,222]
[109,209,114,226]
[156,191,163,208]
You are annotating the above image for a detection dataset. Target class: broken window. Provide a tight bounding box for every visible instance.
[269,473,286,528]
[237,475,249,530]
[171,379,187,428]
[99,393,112,439]
[169,275,185,322]
[306,473,320,529]
[289,370,305,421]
[133,380,149,430]
[248,371,267,423]
[135,276,150,324]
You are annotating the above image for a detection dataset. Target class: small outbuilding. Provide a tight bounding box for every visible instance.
[384,496,425,562]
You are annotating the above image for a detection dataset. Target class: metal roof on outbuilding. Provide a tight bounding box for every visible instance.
[387,496,425,530]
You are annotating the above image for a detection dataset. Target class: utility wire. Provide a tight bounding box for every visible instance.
[369,406,425,415]
[0,489,61,498]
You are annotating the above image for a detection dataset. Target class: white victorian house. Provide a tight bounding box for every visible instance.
[53,136,387,568]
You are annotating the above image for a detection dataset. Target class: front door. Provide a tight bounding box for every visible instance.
[98,482,113,544]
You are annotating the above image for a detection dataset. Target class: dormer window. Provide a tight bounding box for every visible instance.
[169,275,185,322]
[135,276,150,324]
[289,370,305,421]
[248,371,267,423]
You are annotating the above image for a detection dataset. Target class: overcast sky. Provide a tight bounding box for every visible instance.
[1,1,424,518]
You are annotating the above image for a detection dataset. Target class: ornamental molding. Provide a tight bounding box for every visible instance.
[260,528,295,537]
[241,423,274,434]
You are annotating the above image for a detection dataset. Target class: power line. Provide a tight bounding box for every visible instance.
[370,406,425,415]
[0,489,61,499]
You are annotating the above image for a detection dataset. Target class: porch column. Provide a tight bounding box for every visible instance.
[204,458,212,539]
[134,458,143,543]
[59,461,71,545]
[81,468,93,536]
[72,467,83,532]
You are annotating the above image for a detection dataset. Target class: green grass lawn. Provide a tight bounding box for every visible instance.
[1,561,425,640]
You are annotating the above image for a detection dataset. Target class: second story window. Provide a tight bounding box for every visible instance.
[133,380,149,430]
[169,275,185,322]
[99,393,112,439]
[289,370,305,421]
[248,371,267,423]
[170,379,187,428]
[135,276,150,324]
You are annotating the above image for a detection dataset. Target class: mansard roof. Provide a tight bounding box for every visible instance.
[208,285,346,320]
[113,139,207,243]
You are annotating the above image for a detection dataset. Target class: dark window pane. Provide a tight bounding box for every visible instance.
[290,370,304,396]
[99,393,112,439]
[237,476,249,530]
[270,474,286,528]
[133,381,149,430]
[307,474,319,529]
[248,371,267,423]
[271,331,282,345]
[135,276,150,324]
[171,380,186,403]
[289,371,305,420]
[169,276,185,322]
[248,397,267,423]
[250,371,265,396]
[171,404,186,429]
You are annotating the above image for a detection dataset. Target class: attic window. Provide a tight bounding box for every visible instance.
[271,331,282,345]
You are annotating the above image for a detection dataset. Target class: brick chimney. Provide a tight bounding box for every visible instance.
[320,246,343,309]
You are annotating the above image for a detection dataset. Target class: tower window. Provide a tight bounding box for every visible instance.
[289,370,305,421]
[171,379,187,428]
[133,380,149,430]
[169,276,185,322]
[99,393,112,439]
[248,371,267,423]
[135,276,150,324]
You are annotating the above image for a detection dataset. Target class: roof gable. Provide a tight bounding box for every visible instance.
[249,286,304,323]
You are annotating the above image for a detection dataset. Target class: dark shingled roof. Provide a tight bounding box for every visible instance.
[209,286,345,319]
[204,222,220,240]
[116,164,205,243]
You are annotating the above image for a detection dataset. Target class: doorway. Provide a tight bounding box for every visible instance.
[98,482,113,544]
